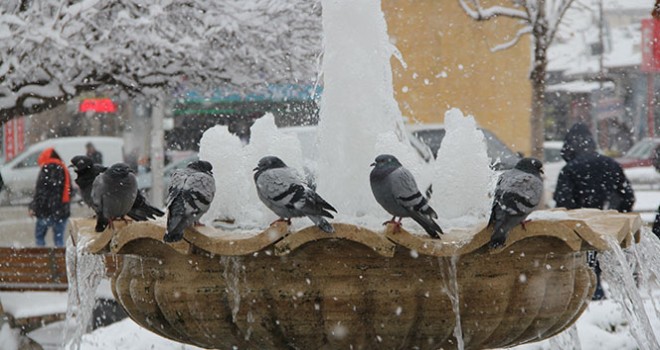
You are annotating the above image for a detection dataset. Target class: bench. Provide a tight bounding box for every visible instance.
[0,246,119,334]
[0,247,68,292]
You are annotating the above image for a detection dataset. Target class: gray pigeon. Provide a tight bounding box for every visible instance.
[91,163,138,232]
[70,155,164,221]
[489,157,544,248]
[164,160,216,243]
[253,156,337,233]
[370,154,443,238]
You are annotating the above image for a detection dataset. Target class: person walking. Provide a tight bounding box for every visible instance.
[86,142,103,165]
[554,123,635,300]
[28,148,72,247]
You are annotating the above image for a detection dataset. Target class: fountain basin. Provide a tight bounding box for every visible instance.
[70,209,641,349]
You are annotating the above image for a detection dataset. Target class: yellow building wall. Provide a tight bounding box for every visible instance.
[382,0,533,155]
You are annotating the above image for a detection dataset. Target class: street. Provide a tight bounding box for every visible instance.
[0,203,94,247]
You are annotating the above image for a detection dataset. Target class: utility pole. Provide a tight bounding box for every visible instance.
[150,93,165,207]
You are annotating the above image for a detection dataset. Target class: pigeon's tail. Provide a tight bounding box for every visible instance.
[308,215,334,233]
[489,226,508,249]
[310,192,337,217]
[410,212,443,239]
[95,215,110,233]
[416,196,438,220]
[163,227,185,243]
[164,197,189,243]
[128,193,165,221]
[489,212,526,249]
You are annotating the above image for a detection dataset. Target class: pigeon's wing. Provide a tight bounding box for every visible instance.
[168,169,215,217]
[390,167,436,218]
[256,167,305,206]
[91,174,110,232]
[181,171,216,216]
[167,169,189,207]
[91,174,105,212]
[497,170,543,216]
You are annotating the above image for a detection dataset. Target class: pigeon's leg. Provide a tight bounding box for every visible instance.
[383,217,403,233]
[382,216,397,226]
[270,218,292,226]
[520,219,532,231]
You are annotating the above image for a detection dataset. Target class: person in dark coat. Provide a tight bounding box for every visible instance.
[86,142,103,165]
[554,123,635,300]
[28,148,71,247]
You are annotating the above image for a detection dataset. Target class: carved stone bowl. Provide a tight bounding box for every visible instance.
[70,209,641,350]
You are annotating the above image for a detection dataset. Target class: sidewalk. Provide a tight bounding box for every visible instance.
[0,203,94,248]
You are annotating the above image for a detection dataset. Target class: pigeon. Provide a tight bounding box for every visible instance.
[164,160,216,243]
[489,157,544,248]
[370,154,443,238]
[91,163,139,232]
[70,155,164,221]
[253,156,337,233]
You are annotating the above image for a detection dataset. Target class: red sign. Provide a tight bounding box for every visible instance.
[642,19,660,72]
[79,98,117,113]
[4,119,15,161]
[15,117,24,154]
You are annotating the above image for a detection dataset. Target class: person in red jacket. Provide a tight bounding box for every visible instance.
[28,148,71,247]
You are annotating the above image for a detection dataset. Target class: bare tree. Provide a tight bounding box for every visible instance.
[0,0,322,123]
[459,0,575,159]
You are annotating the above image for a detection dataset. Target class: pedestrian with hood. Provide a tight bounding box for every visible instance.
[28,148,72,247]
[86,142,103,165]
[554,123,635,300]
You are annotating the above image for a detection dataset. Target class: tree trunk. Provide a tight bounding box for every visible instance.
[529,13,548,161]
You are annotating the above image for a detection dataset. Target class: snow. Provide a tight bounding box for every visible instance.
[0,292,68,319]
[546,80,615,93]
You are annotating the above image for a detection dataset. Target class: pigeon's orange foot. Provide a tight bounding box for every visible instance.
[520,219,532,231]
[271,218,292,226]
[383,217,403,233]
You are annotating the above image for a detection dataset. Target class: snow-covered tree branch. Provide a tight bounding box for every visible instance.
[458,0,575,160]
[0,0,322,123]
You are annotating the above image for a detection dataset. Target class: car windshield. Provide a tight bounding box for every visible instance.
[411,128,519,169]
[623,139,657,159]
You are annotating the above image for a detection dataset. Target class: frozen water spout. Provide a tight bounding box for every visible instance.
[317,0,419,217]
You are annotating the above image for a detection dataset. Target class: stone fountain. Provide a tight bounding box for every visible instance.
[69,208,641,349]
[67,0,646,348]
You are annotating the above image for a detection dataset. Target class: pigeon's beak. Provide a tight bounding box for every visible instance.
[540,168,544,174]
[370,162,375,167]
[253,166,259,171]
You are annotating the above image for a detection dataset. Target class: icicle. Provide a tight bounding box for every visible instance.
[438,255,464,350]
[63,235,105,350]
[600,234,660,350]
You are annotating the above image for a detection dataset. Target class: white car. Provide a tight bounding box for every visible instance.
[0,136,124,204]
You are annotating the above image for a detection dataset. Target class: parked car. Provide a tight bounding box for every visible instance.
[615,137,660,169]
[543,141,565,163]
[278,125,434,189]
[405,124,520,170]
[0,136,124,204]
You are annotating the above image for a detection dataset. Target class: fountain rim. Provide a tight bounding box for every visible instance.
[70,208,642,258]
